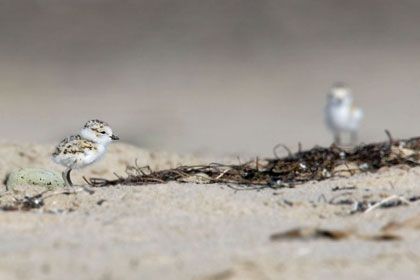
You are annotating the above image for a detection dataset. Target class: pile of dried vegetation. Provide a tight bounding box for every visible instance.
[87,131,420,189]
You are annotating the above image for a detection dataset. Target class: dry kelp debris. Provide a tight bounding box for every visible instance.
[326,189,420,214]
[1,191,46,211]
[270,214,420,242]
[1,188,86,212]
[88,133,420,188]
[269,227,400,242]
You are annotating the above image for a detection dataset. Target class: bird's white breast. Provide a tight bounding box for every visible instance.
[325,104,362,133]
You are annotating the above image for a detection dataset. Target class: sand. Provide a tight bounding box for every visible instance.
[1,142,420,280]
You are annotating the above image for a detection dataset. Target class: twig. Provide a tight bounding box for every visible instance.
[216,168,231,179]
[273,143,292,158]
[365,195,410,213]
[385,130,394,146]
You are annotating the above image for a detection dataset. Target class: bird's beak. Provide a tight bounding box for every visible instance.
[111,135,120,140]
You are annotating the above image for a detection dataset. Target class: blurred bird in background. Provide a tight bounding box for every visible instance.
[324,83,363,146]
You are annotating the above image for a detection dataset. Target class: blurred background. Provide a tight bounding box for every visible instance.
[1,0,420,157]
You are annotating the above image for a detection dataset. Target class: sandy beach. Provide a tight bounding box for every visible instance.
[1,1,420,279]
[1,142,420,280]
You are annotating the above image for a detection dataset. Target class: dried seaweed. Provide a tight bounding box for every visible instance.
[2,191,47,211]
[88,133,420,188]
[270,227,351,241]
[270,213,420,242]
[269,227,400,241]
[1,187,87,212]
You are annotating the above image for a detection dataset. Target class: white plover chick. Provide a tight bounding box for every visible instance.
[324,83,363,146]
[52,120,119,187]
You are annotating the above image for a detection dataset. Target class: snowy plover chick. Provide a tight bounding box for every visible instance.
[324,83,363,146]
[52,120,119,187]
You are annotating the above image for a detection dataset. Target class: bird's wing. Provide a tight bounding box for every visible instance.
[350,105,363,121]
[53,135,96,156]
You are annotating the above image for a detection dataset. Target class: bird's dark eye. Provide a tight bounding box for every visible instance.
[100,131,106,134]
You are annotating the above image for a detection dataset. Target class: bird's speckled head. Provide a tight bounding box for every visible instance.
[327,83,353,106]
[80,119,119,145]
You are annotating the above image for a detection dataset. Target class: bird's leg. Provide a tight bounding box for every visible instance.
[61,168,95,194]
[334,133,342,146]
[350,132,358,146]
[62,168,73,187]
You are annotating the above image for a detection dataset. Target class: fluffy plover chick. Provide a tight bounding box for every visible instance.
[52,120,119,187]
[324,84,363,146]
